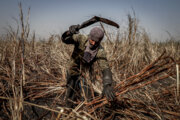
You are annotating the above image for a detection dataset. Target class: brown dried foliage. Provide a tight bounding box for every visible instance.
[0,5,180,120]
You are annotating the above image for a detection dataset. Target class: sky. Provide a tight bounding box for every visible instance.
[0,0,180,41]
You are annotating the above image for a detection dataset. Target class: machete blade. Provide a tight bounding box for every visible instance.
[80,16,119,29]
[65,16,119,36]
[96,16,119,28]
[79,16,99,29]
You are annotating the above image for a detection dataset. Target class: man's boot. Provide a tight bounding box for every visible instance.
[65,75,78,108]
[79,78,92,102]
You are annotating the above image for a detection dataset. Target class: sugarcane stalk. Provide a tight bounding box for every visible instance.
[176,64,179,97]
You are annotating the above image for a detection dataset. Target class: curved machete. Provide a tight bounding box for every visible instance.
[80,16,119,29]
[65,16,119,35]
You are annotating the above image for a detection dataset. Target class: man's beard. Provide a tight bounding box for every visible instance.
[83,42,100,63]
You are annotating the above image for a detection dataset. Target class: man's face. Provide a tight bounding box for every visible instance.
[89,39,100,49]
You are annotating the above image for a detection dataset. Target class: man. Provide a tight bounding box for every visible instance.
[61,25,115,108]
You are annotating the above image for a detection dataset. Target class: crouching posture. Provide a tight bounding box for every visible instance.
[61,25,115,108]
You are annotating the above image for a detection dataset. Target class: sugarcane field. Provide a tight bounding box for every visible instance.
[0,1,180,120]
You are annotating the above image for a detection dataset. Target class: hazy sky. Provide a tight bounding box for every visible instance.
[0,0,180,41]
